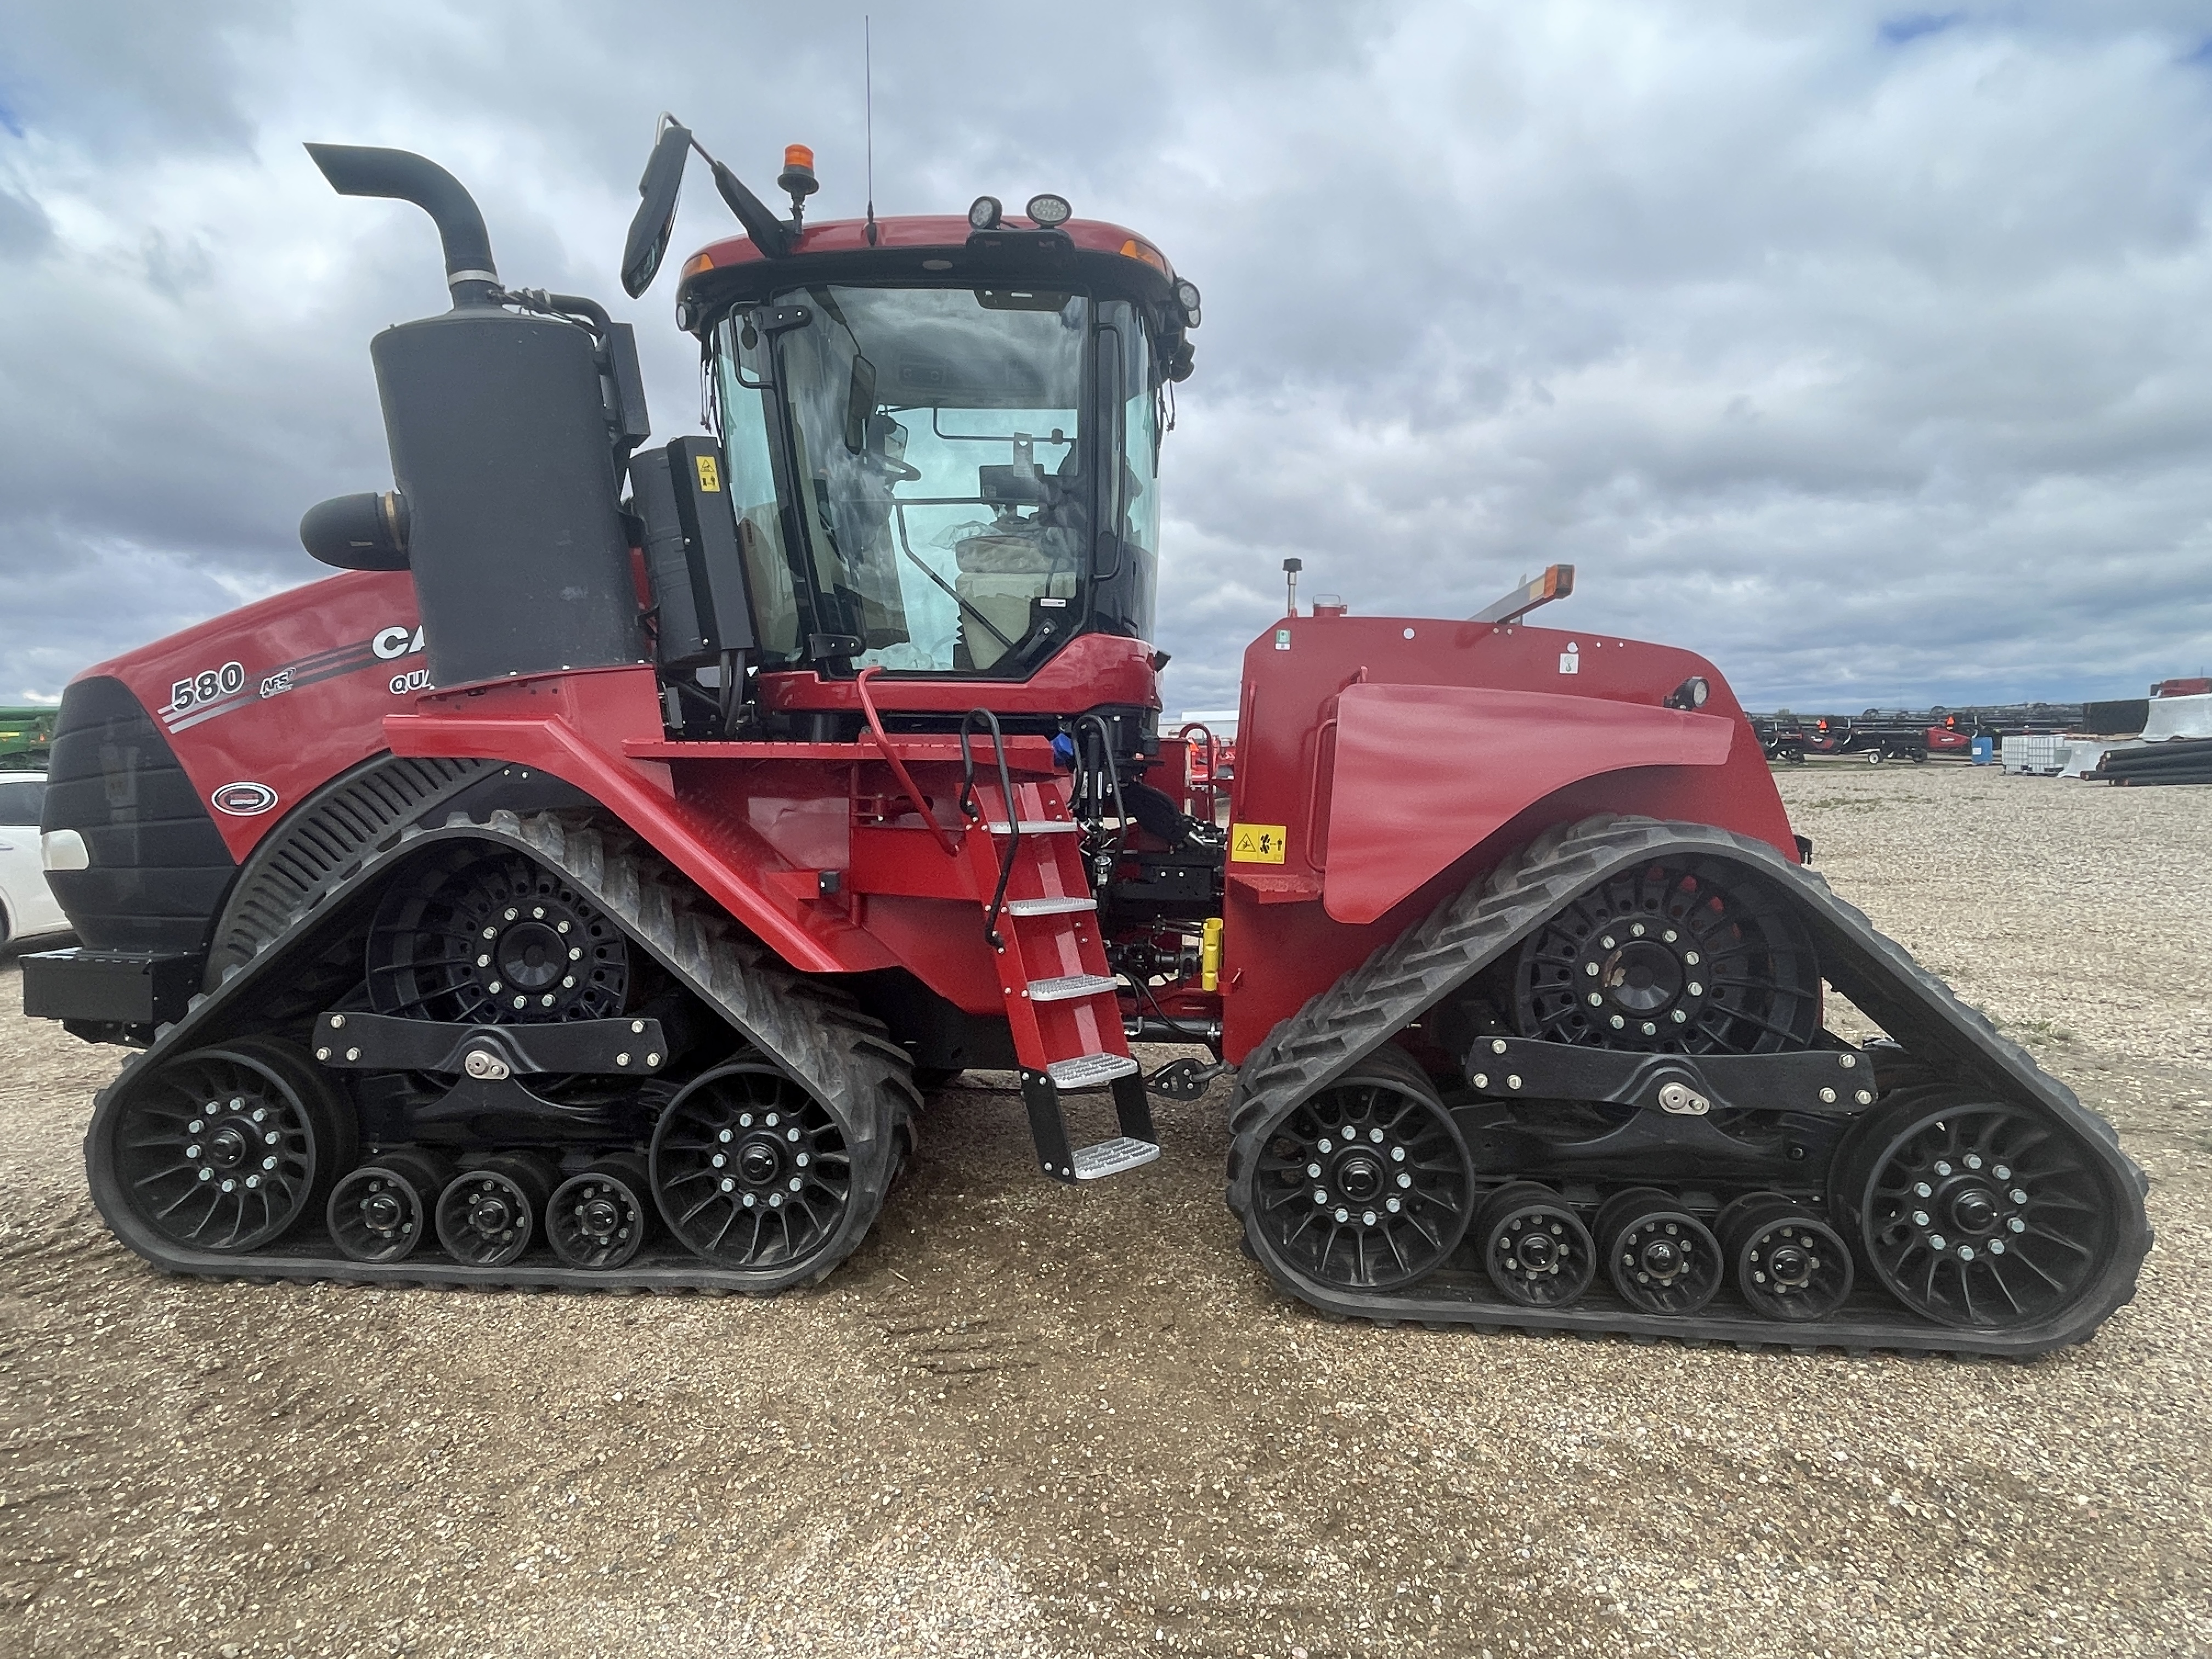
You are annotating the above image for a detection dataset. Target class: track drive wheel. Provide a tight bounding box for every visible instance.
[366,847,634,1024]
[328,1148,453,1264]
[1598,1187,1723,1316]
[1243,1046,1475,1293]
[1476,1181,1597,1308]
[650,1061,891,1290]
[436,1153,557,1267]
[1716,1193,1853,1321]
[1512,854,1821,1054]
[548,1157,654,1270]
[1831,1086,2120,1330]
[110,1038,354,1253]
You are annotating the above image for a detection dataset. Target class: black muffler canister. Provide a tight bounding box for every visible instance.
[371,309,643,687]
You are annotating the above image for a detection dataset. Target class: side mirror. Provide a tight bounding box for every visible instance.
[622,119,693,298]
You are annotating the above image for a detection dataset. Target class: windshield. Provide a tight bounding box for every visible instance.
[774,285,1092,673]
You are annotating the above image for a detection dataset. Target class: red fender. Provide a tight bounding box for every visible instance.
[1319,682,1736,924]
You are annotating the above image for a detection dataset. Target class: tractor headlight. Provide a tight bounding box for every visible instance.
[1025,193,1072,228]
[1668,676,1711,711]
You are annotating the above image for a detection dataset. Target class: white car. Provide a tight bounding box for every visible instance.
[0,772,69,947]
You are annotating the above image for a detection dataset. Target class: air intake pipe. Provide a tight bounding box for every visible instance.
[303,144,646,688]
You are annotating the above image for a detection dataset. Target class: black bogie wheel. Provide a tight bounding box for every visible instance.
[1513,854,1821,1055]
[436,1152,556,1267]
[651,1063,857,1277]
[1248,1047,1475,1292]
[1717,1193,1853,1321]
[1831,1087,2117,1330]
[111,1038,353,1253]
[1598,1186,1723,1316]
[327,1147,452,1264]
[1476,1181,1597,1308]
[548,1157,653,1270]
[367,849,632,1025]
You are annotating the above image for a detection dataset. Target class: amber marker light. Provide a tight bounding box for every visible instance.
[1119,237,1168,273]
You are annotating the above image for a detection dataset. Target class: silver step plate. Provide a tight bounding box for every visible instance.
[983,820,1081,834]
[1072,1137,1161,1180]
[1006,896,1097,916]
[1028,973,1119,1003]
[1046,1052,1141,1090]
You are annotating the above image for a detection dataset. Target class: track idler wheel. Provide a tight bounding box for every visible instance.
[109,1037,354,1253]
[650,1063,868,1285]
[1831,1086,2120,1330]
[1716,1193,1853,1321]
[1244,1047,1475,1293]
[548,1157,653,1270]
[1598,1187,1723,1316]
[1476,1181,1596,1308]
[435,1153,557,1267]
[327,1148,453,1264]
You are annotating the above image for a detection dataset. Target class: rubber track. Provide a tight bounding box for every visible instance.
[87,809,919,1296]
[1224,814,2153,1359]
[202,754,501,989]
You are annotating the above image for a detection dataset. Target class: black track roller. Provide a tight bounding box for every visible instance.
[436,1152,557,1267]
[1716,1193,1853,1321]
[1476,1181,1596,1308]
[547,1156,653,1270]
[328,1148,454,1263]
[1598,1186,1722,1316]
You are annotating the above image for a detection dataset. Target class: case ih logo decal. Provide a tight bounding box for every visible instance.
[158,624,425,734]
[211,781,279,816]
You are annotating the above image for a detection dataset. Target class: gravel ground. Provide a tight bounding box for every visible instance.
[1,760,2206,1659]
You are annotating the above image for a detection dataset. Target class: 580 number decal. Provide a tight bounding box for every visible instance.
[168,661,246,713]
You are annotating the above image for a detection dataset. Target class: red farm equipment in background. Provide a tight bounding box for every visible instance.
[20,128,2148,1355]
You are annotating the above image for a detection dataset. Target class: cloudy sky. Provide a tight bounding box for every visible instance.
[3,1,2210,715]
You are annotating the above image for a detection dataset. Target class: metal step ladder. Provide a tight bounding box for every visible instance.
[960,775,1157,1183]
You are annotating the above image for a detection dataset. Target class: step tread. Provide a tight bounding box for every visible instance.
[1046,1052,1141,1090]
[1073,1137,1161,1181]
[1005,896,1098,916]
[983,819,1081,834]
[1028,973,1120,1003]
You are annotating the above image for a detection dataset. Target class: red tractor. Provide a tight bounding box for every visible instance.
[23,128,2148,1354]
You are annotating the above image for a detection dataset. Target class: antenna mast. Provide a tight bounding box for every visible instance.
[863,15,879,246]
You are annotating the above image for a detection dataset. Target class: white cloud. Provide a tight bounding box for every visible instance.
[0,0,2208,713]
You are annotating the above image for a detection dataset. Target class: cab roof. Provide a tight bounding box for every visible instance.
[673,215,1181,334]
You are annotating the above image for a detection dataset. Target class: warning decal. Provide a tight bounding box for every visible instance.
[695,453,723,492]
[1229,823,1289,865]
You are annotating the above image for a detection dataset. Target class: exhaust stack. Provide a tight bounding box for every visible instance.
[306,144,502,307]
[307,143,645,689]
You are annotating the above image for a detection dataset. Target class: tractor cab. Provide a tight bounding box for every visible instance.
[635,133,1198,737]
